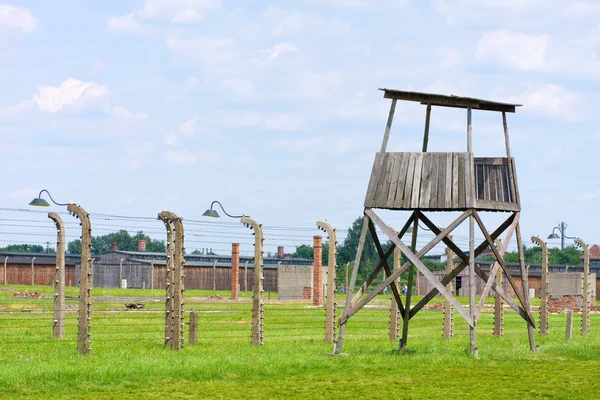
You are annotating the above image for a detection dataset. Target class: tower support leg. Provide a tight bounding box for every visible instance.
[335,214,369,354]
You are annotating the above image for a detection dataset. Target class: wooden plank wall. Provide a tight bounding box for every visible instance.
[364,152,471,210]
[4,265,77,287]
[152,266,278,292]
[473,158,513,203]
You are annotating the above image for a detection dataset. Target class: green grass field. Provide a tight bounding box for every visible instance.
[1,285,599,399]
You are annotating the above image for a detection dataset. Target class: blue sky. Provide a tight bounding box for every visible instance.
[2,0,600,255]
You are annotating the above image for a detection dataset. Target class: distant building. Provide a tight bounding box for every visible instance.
[0,243,313,292]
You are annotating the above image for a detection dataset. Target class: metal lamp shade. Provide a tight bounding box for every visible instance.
[29,197,50,207]
[202,209,220,218]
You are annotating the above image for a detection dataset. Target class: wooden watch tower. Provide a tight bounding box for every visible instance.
[335,89,536,356]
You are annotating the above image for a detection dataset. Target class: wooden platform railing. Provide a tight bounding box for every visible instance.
[364,152,519,211]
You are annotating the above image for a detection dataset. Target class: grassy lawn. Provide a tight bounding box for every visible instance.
[1,285,599,399]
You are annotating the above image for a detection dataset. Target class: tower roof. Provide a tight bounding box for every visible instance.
[380,88,521,113]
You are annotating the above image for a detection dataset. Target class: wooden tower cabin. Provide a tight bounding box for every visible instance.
[335,89,536,357]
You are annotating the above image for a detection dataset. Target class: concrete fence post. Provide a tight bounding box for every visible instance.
[443,237,454,340]
[68,204,92,355]
[159,211,185,350]
[49,212,65,339]
[531,236,549,335]
[90,259,94,289]
[231,243,240,300]
[242,216,264,346]
[390,229,401,342]
[159,217,175,348]
[317,221,337,343]
[188,311,198,345]
[31,257,36,286]
[312,236,323,307]
[3,256,7,285]
[574,238,590,336]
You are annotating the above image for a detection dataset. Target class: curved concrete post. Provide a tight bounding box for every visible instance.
[67,204,92,355]
[3,256,7,285]
[531,236,548,335]
[312,236,323,306]
[574,238,590,335]
[317,220,337,343]
[158,216,174,347]
[242,216,264,346]
[158,211,185,350]
[48,212,65,339]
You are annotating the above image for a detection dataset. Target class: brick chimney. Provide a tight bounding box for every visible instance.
[138,239,147,252]
[277,246,284,258]
[112,242,118,251]
[231,243,240,300]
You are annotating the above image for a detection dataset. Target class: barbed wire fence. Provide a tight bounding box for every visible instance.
[3,206,585,353]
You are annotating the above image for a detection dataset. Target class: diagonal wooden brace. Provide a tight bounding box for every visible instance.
[349,212,415,308]
[472,210,518,321]
[474,264,534,326]
[339,209,471,325]
[411,212,516,319]
[367,209,474,327]
[368,221,406,317]
[471,210,529,316]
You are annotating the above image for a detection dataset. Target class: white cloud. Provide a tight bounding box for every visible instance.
[221,77,255,96]
[434,0,600,27]
[33,77,110,113]
[112,106,149,121]
[107,13,148,34]
[165,149,197,164]
[309,0,368,6]
[166,36,239,72]
[7,187,37,200]
[262,42,297,60]
[264,114,304,130]
[263,8,349,37]
[136,0,220,23]
[164,131,177,146]
[127,142,155,155]
[180,116,199,135]
[435,47,461,68]
[0,4,36,33]
[224,113,261,127]
[476,30,549,71]
[164,149,217,164]
[579,191,599,201]
[126,160,140,171]
[186,76,198,88]
[107,0,220,33]
[220,112,304,130]
[509,84,583,120]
